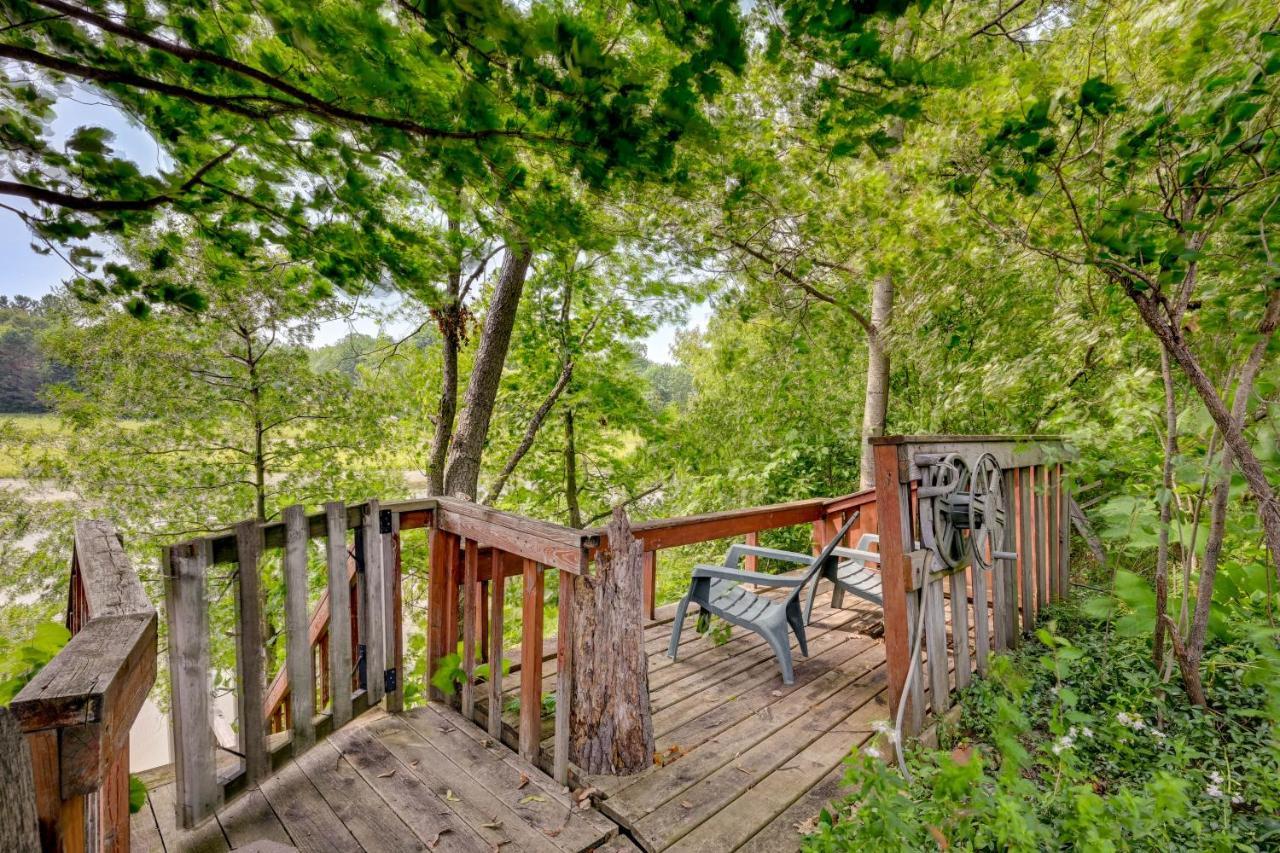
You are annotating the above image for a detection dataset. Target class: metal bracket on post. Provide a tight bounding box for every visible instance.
[383,667,397,694]
[357,644,367,689]
[379,509,393,535]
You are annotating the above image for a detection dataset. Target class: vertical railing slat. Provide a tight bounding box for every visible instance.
[164,539,218,828]
[553,573,575,785]
[1015,470,1032,633]
[950,568,971,690]
[519,559,545,764]
[283,505,315,751]
[1059,464,1071,595]
[233,520,270,785]
[487,550,505,739]
[642,550,656,621]
[1002,468,1020,649]
[324,502,353,728]
[1018,467,1035,625]
[462,539,479,720]
[362,501,386,705]
[971,533,990,676]
[923,576,949,713]
[427,528,456,702]
[384,509,403,713]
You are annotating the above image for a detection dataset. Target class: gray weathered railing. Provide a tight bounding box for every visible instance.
[870,435,1072,734]
[11,521,158,852]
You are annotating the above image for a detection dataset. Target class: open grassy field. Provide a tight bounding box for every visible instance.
[0,413,67,478]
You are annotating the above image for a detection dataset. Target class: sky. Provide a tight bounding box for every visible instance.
[1,92,707,363]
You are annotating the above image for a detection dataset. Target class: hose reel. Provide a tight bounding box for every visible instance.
[916,451,1016,571]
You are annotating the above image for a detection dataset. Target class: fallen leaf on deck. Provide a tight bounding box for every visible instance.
[680,800,693,809]
[410,759,420,768]
[481,820,504,830]
[426,828,452,850]
[516,772,529,789]
[377,769,396,778]
[519,794,547,804]
[444,789,460,802]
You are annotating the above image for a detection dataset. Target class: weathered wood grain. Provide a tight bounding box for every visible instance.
[553,571,574,786]
[487,549,506,739]
[519,559,545,764]
[283,505,316,752]
[383,509,404,713]
[324,502,354,729]
[164,538,220,829]
[462,537,479,721]
[0,707,39,853]
[234,520,270,786]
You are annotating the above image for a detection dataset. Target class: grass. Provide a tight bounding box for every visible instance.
[0,413,67,478]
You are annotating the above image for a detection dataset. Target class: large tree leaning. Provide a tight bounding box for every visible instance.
[443,245,534,500]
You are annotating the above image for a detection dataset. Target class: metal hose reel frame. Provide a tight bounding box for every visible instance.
[916,450,1015,571]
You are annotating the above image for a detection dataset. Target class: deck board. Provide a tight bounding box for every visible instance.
[133,577,901,853]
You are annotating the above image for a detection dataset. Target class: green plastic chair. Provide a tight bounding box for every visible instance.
[667,511,861,684]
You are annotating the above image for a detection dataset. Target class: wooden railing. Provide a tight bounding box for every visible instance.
[161,437,1073,827]
[11,521,158,852]
[870,435,1072,734]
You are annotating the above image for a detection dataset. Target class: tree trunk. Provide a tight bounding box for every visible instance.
[1128,288,1280,582]
[859,274,892,490]
[1154,350,1178,666]
[427,216,464,496]
[568,507,654,775]
[443,244,533,500]
[564,407,582,529]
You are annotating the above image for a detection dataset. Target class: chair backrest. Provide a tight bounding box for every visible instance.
[784,511,862,606]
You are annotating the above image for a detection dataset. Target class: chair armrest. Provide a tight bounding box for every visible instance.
[691,564,806,587]
[831,547,881,564]
[723,544,813,567]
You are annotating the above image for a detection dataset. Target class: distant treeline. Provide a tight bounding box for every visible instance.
[0,295,70,413]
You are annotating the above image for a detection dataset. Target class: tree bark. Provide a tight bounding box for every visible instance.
[1128,287,1280,583]
[859,274,892,490]
[568,507,654,775]
[564,407,582,529]
[427,216,464,496]
[1154,350,1178,666]
[443,244,533,500]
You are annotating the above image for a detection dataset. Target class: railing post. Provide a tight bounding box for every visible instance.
[384,509,404,713]
[361,501,387,706]
[872,439,920,734]
[165,537,219,829]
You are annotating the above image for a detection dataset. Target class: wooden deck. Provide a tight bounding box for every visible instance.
[133,582,893,853]
[587,590,890,852]
[131,702,621,852]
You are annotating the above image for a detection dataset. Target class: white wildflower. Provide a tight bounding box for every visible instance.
[865,745,882,760]
[1116,711,1147,731]
[872,719,899,743]
[1206,783,1224,799]
[1150,728,1167,741]
[1080,726,1094,738]
[1051,734,1075,755]
[1232,794,1244,805]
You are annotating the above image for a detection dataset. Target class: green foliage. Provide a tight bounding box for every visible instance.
[429,642,512,698]
[695,612,733,646]
[0,621,70,706]
[128,774,148,815]
[805,604,1280,851]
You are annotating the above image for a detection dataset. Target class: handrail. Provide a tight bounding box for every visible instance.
[11,520,158,852]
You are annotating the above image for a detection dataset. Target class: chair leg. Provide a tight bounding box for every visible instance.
[786,603,809,657]
[765,629,795,685]
[668,595,691,660]
[831,585,845,611]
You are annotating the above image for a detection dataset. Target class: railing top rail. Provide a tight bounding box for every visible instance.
[869,434,1068,445]
[11,520,157,798]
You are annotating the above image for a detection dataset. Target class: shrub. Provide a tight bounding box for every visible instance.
[804,603,1280,851]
